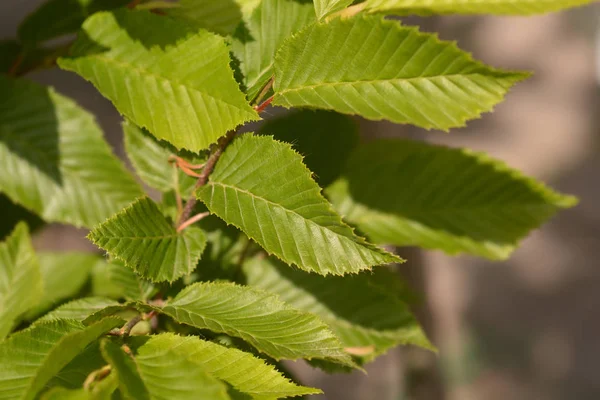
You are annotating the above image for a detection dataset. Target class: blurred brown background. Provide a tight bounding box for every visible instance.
[1,1,599,399]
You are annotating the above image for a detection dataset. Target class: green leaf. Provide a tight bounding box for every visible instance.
[157,281,355,365]
[17,0,130,46]
[314,0,354,19]
[123,120,200,196]
[166,0,246,35]
[42,372,118,400]
[59,9,258,152]
[360,0,597,15]
[0,194,44,241]
[0,317,123,400]
[25,253,99,319]
[244,257,433,363]
[88,197,207,283]
[258,110,359,187]
[0,76,143,228]
[103,338,230,400]
[273,16,528,131]
[91,259,156,301]
[46,342,107,391]
[36,298,120,323]
[232,0,316,101]
[326,139,578,260]
[197,134,400,275]
[0,223,42,339]
[133,333,321,399]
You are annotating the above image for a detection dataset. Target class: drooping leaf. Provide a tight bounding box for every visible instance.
[258,110,359,187]
[102,337,230,400]
[314,0,354,19]
[197,134,400,276]
[244,257,433,363]
[59,10,258,151]
[91,259,156,302]
[132,333,321,399]
[0,223,42,339]
[36,298,120,323]
[25,253,99,319]
[17,0,130,46]
[326,139,578,260]
[88,197,207,282]
[45,342,107,391]
[157,281,355,366]
[0,76,143,228]
[232,0,316,101]
[0,318,123,400]
[360,0,597,16]
[273,16,528,131]
[123,120,201,196]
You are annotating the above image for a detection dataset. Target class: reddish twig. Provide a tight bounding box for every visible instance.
[254,95,274,113]
[177,212,210,232]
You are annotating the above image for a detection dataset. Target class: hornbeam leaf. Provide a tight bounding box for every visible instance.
[166,0,257,35]
[232,0,316,101]
[36,298,120,323]
[326,139,578,260]
[196,134,401,276]
[42,372,118,400]
[0,223,42,339]
[244,257,433,363]
[25,253,100,319]
[91,259,156,301]
[314,0,354,19]
[58,10,258,151]
[130,333,321,399]
[45,342,107,391]
[88,197,207,283]
[17,0,130,46]
[273,16,528,131]
[102,338,230,400]
[0,318,123,400]
[360,0,597,15]
[0,195,44,241]
[0,76,143,228]
[157,281,355,366]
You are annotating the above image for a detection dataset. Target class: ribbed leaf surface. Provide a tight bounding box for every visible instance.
[314,0,354,19]
[45,342,107,391]
[17,0,129,45]
[59,10,258,151]
[123,120,200,196]
[158,281,355,365]
[327,139,578,260]
[196,134,401,275]
[274,16,528,131]
[36,298,120,323]
[133,333,320,399]
[0,77,143,228]
[166,0,252,35]
[244,257,433,362]
[91,259,156,301]
[0,223,42,339]
[88,197,207,282]
[232,0,316,101]
[25,253,99,319]
[0,318,122,400]
[361,0,597,15]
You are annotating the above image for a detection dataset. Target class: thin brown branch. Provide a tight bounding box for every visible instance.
[120,315,143,338]
[177,212,210,232]
[177,130,237,227]
[254,95,274,113]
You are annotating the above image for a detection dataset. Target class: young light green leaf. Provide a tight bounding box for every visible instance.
[58,10,258,152]
[327,139,578,260]
[258,110,359,187]
[25,253,100,319]
[36,298,120,323]
[88,197,207,283]
[0,223,42,339]
[133,333,321,399]
[361,0,597,16]
[273,16,528,131]
[0,76,143,228]
[123,120,200,196]
[244,257,433,362]
[0,318,123,400]
[232,0,316,101]
[314,0,354,19]
[17,0,130,46]
[157,281,355,366]
[101,340,150,400]
[91,259,156,302]
[197,134,400,276]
